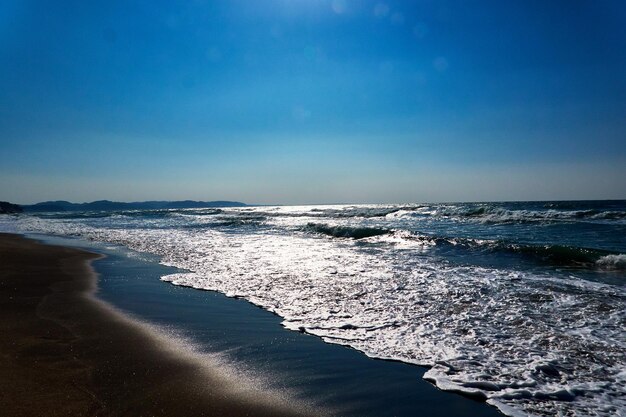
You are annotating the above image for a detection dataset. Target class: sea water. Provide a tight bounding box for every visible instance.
[2,200,624,417]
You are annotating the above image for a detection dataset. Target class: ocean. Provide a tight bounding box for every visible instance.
[2,200,625,417]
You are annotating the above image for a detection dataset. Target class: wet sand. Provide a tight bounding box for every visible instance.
[0,233,312,417]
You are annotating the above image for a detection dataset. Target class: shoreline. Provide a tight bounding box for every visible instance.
[0,233,313,417]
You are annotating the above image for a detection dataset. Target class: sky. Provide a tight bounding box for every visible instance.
[0,0,625,205]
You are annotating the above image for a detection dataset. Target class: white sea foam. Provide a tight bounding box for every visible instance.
[2,207,625,417]
[596,254,626,270]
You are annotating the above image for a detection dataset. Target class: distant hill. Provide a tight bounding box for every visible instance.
[0,201,23,214]
[21,200,247,212]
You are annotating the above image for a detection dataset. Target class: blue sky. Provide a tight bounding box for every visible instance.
[1,0,625,204]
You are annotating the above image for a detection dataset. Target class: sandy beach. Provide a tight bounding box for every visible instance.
[0,233,312,417]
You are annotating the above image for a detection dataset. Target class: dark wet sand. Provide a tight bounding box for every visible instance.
[0,233,312,417]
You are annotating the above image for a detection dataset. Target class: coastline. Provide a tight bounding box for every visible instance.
[41,233,504,417]
[0,233,312,417]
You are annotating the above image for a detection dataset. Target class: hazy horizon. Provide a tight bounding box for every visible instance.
[11,193,626,207]
[1,1,625,204]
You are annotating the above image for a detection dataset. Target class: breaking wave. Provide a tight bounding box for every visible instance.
[596,254,626,270]
[304,223,391,239]
[388,204,626,224]
[331,229,624,270]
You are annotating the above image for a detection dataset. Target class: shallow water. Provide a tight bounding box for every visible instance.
[32,234,502,417]
[2,200,625,417]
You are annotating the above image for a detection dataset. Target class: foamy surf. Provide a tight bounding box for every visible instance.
[2,200,625,417]
[596,254,626,270]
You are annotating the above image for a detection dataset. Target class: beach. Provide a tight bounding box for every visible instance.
[2,1,623,414]
[0,231,507,417]
[2,200,623,417]
[0,233,310,417]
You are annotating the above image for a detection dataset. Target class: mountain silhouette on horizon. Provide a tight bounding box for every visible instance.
[20,200,247,212]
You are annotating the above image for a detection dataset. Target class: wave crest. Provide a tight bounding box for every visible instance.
[596,254,626,270]
[305,223,390,239]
